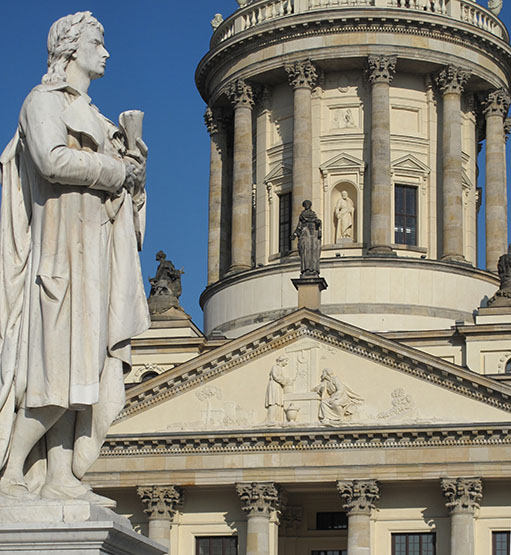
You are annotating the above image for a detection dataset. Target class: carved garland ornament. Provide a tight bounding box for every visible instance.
[226,79,255,109]
[482,88,511,118]
[435,65,471,95]
[337,479,380,515]
[441,477,482,514]
[366,55,397,85]
[285,59,318,90]
[137,485,184,520]
[236,482,283,517]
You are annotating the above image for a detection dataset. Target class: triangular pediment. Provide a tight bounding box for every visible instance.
[391,154,430,175]
[264,162,292,184]
[320,153,365,174]
[112,310,511,436]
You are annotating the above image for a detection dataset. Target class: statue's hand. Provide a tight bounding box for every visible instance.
[123,151,146,195]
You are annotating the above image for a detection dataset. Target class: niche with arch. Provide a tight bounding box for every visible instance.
[331,182,357,243]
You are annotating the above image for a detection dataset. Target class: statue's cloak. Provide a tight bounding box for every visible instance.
[0,83,150,474]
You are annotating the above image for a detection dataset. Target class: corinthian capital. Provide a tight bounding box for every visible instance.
[204,107,219,136]
[285,59,318,90]
[137,485,184,520]
[337,480,380,515]
[441,477,482,514]
[226,79,254,109]
[367,55,397,85]
[435,65,471,95]
[483,88,511,118]
[236,482,283,517]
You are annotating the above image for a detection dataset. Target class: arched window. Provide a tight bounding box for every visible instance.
[141,371,158,382]
[505,359,511,375]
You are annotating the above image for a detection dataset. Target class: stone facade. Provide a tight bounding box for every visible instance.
[86,1,511,554]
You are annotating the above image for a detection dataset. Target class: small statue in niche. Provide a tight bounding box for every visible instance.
[312,369,364,426]
[292,200,322,277]
[265,356,291,425]
[335,190,355,242]
[488,244,511,308]
[147,251,184,314]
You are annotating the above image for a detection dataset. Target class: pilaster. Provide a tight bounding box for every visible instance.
[367,55,397,255]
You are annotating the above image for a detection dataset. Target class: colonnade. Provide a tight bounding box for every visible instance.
[205,58,510,284]
[137,477,483,554]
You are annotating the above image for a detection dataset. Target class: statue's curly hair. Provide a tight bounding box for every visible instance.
[42,11,103,85]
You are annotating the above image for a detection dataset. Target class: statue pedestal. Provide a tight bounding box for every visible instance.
[0,498,166,555]
[292,277,328,310]
[476,306,511,325]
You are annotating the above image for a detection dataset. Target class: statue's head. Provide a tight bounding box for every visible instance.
[302,200,312,210]
[276,355,288,366]
[321,368,334,381]
[341,190,348,199]
[156,250,166,262]
[42,12,105,85]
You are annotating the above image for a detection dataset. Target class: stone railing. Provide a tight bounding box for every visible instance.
[211,0,507,45]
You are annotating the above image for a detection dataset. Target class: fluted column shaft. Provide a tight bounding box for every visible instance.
[436,65,471,262]
[205,108,225,284]
[236,482,283,555]
[137,485,184,552]
[286,60,318,227]
[484,89,510,271]
[337,480,380,555]
[227,80,254,273]
[367,55,397,254]
[441,477,482,555]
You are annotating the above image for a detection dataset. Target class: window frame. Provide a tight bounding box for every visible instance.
[195,535,238,555]
[492,531,511,555]
[394,184,418,247]
[278,191,292,255]
[315,511,348,531]
[391,532,436,555]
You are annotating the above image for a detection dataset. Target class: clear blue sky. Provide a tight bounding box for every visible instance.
[0,1,510,327]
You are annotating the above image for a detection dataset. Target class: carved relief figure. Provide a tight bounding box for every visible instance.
[292,200,322,277]
[265,356,291,425]
[313,369,364,425]
[335,190,355,241]
[378,388,418,422]
[0,12,148,503]
[333,108,356,129]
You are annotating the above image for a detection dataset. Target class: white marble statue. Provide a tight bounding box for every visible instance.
[335,190,355,241]
[0,12,149,505]
[265,356,290,425]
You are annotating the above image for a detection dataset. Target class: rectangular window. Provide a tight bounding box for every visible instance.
[493,531,511,555]
[391,533,435,555]
[394,185,417,246]
[311,551,347,555]
[316,512,348,530]
[196,536,238,555]
[278,192,292,254]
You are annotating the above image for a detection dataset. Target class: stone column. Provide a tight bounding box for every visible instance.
[236,482,283,555]
[337,479,380,555]
[286,60,318,227]
[138,485,184,551]
[226,79,254,273]
[436,65,471,262]
[483,89,510,272]
[367,55,397,254]
[441,477,482,555]
[205,107,226,284]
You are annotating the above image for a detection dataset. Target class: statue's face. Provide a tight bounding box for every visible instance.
[73,26,109,80]
[341,191,348,199]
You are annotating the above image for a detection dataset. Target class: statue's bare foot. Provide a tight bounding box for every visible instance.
[0,478,38,500]
[41,482,116,508]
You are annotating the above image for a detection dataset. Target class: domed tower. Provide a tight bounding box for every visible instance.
[196,0,511,337]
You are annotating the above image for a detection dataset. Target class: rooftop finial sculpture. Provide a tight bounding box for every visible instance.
[147,251,186,315]
[488,244,511,308]
[292,200,322,278]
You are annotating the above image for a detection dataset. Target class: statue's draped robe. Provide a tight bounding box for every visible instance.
[0,83,150,477]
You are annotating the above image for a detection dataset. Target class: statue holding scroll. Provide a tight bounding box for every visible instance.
[0,12,149,505]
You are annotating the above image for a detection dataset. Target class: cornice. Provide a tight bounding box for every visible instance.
[102,423,511,458]
[196,11,511,102]
[117,309,511,424]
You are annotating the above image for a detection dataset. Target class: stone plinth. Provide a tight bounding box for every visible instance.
[292,277,328,310]
[0,499,166,555]
[476,306,511,324]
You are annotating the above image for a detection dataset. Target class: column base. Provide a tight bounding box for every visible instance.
[292,277,328,310]
[441,253,469,264]
[367,245,396,256]
[226,264,251,275]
